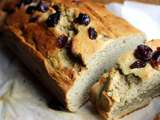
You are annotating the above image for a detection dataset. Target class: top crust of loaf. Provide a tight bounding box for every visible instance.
[69,1,143,65]
[4,0,143,86]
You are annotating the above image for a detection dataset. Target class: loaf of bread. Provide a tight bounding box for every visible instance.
[91,40,160,120]
[3,0,145,111]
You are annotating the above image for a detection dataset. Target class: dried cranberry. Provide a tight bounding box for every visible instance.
[69,27,78,35]
[150,50,160,68]
[16,0,23,8]
[73,28,78,35]
[29,16,38,22]
[134,45,153,61]
[130,60,146,69]
[53,5,60,12]
[26,6,36,14]
[57,35,68,48]
[23,0,32,5]
[3,8,15,14]
[74,13,90,26]
[16,0,32,8]
[46,12,61,27]
[157,47,160,51]
[37,1,49,12]
[88,27,97,40]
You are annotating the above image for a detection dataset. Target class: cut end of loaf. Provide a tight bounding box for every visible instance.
[66,34,145,111]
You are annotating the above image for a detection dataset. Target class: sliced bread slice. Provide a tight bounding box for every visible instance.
[91,40,160,119]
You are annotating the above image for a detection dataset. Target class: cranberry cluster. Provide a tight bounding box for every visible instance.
[26,2,49,14]
[130,45,160,69]
[46,5,61,27]
[16,0,49,13]
[17,0,62,26]
[14,0,98,49]
[74,13,97,40]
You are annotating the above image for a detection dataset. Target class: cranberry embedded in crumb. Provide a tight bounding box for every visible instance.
[150,50,160,68]
[88,27,97,40]
[57,35,68,48]
[130,60,146,69]
[23,0,32,5]
[29,16,38,22]
[16,0,32,8]
[46,12,61,27]
[134,45,153,61]
[3,8,15,14]
[53,5,60,12]
[37,1,49,12]
[157,47,160,51]
[74,13,90,26]
[26,6,36,14]
[16,0,22,8]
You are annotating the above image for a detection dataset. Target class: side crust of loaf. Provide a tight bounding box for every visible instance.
[3,27,71,107]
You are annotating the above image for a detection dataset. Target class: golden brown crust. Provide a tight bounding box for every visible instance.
[146,40,160,50]
[96,69,115,120]
[5,3,78,87]
[23,23,58,56]
[90,72,113,120]
[90,76,106,107]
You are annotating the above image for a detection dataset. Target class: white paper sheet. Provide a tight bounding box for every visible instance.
[0,1,160,120]
[108,1,160,40]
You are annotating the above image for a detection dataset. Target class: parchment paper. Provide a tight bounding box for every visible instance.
[0,1,160,120]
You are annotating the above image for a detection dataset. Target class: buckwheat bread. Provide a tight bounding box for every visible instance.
[91,40,160,120]
[3,0,145,111]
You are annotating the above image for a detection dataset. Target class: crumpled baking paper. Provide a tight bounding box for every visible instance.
[0,1,160,120]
